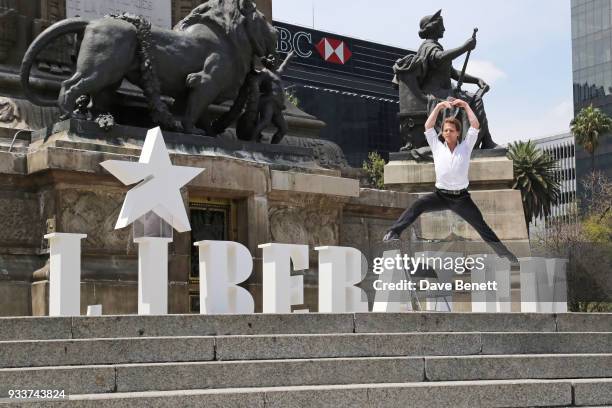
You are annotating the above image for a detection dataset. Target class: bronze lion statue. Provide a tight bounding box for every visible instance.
[20,0,277,134]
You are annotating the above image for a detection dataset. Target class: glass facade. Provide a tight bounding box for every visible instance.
[293,86,401,166]
[571,0,612,189]
[274,21,406,167]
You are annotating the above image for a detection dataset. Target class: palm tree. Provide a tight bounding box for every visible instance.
[570,105,612,171]
[507,141,561,227]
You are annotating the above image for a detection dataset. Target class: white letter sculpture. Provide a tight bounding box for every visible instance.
[101,127,203,315]
[315,246,368,312]
[259,243,309,313]
[471,255,511,313]
[372,249,414,312]
[45,233,87,316]
[520,257,568,313]
[194,240,255,314]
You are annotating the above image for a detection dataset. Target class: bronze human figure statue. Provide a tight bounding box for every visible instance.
[248,51,294,143]
[393,9,499,157]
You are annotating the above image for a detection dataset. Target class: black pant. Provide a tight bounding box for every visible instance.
[390,190,514,257]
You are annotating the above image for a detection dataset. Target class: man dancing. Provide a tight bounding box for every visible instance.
[383,98,518,265]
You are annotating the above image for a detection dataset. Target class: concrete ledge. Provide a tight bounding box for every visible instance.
[215,333,481,360]
[556,313,612,332]
[116,357,424,392]
[3,332,609,369]
[2,313,611,341]
[0,337,215,368]
[20,389,266,407]
[425,354,612,381]
[0,365,115,398]
[14,380,574,408]
[70,314,354,339]
[271,170,359,197]
[354,313,557,333]
[384,156,514,192]
[5,355,608,397]
[572,378,612,406]
[362,379,572,408]
[481,332,612,354]
[0,316,72,341]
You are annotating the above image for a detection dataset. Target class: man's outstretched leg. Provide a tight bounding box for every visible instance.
[449,193,519,264]
[383,192,448,242]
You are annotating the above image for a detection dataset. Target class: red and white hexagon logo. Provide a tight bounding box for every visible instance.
[315,37,352,65]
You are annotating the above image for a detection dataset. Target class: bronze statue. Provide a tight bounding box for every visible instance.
[20,0,278,135]
[216,50,294,144]
[393,9,499,158]
[247,50,294,143]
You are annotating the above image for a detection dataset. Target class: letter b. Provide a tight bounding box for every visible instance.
[194,240,255,314]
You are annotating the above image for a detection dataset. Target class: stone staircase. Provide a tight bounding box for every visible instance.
[0,313,610,407]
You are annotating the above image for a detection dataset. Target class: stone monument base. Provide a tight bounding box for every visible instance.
[0,120,413,315]
[383,152,531,311]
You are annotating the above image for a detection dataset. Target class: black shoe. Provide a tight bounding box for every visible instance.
[383,230,401,242]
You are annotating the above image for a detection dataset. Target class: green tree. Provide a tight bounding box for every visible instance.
[570,105,612,171]
[285,88,300,108]
[362,152,386,189]
[507,140,561,227]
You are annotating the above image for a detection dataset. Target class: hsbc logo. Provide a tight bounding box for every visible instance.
[315,37,352,64]
[275,25,352,65]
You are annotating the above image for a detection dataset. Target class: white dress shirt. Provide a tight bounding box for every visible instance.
[424,126,480,190]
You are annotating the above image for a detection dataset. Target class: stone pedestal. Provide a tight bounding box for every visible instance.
[383,152,529,246]
[383,152,531,312]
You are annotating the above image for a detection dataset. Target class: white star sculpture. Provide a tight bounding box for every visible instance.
[100,127,203,233]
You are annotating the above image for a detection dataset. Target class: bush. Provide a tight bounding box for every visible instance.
[362,152,386,189]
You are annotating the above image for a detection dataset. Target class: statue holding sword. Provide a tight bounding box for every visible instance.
[393,9,500,154]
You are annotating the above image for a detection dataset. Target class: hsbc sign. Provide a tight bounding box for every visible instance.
[274,24,353,65]
[315,38,352,65]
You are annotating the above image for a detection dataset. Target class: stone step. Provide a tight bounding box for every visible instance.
[1,332,611,368]
[8,379,609,407]
[1,355,610,397]
[1,313,611,341]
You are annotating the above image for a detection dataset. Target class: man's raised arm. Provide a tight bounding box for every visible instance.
[451,99,479,129]
[425,100,452,130]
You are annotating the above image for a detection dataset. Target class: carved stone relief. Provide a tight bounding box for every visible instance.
[0,97,27,129]
[59,189,134,253]
[268,202,340,247]
[0,194,41,247]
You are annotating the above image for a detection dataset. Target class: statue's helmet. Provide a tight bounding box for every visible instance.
[418,9,443,39]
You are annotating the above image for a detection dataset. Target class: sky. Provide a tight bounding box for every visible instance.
[272,0,574,145]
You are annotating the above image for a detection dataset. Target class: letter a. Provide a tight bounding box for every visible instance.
[315,246,368,312]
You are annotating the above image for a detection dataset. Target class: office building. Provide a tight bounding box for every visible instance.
[571,0,612,183]
[529,133,578,238]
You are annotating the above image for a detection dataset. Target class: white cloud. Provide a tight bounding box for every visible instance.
[465,59,507,85]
